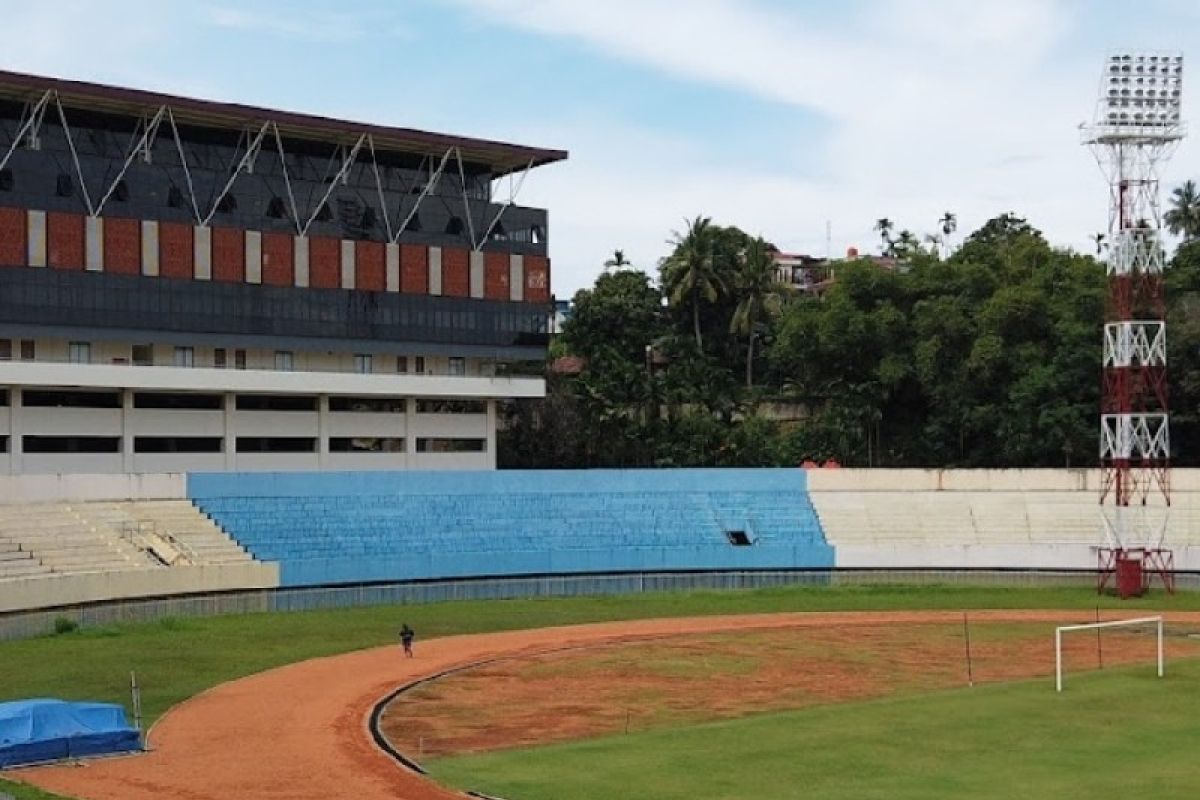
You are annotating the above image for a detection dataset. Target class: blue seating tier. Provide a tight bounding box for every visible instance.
[188,469,833,587]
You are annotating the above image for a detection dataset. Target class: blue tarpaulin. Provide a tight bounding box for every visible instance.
[0,699,141,768]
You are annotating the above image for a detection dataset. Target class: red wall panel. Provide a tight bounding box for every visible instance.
[47,211,85,270]
[400,244,427,294]
[102,217,140,275]
[0,207,25,267]
[484,251,510,300]
[355,241,386,292]
[309,236,340,289]
[524,254,550,302]
[158,221,193,279]
[441,246,469,297]
[212,226,245,283]
[262,232,294,287]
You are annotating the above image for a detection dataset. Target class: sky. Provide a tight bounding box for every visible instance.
[2,0,1199,296]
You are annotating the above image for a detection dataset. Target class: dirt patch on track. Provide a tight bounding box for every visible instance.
[15,610,1200,800]
[383,621,1200,758]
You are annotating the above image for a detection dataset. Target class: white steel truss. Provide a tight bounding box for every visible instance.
[1099,413,1169,460]
[0,89,52,173]
[393,147,453,244]
[0,90,537,246]
[475,158,535,251]
[1103,321,1166,368]
[93,106,167,217]
[203,121,270,227]
[1106,228,1165,276]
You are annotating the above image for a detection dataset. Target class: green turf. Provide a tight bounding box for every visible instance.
[1,583,1197,799]
[429,658,1200,800]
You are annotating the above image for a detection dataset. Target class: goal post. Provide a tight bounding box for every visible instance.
[1055,616,1164,692]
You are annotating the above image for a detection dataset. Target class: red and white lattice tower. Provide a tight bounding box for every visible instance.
[1083,52,1185,597]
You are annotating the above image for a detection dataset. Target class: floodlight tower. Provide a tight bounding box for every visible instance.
[1083,52,1185,596]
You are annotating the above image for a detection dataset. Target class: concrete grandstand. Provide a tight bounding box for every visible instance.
[2,468,1198,617]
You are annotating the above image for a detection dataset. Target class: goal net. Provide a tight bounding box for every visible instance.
[1055,616,1164,692]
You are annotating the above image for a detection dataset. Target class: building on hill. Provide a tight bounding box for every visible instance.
[772,247,906,295]
[0,70,566,473]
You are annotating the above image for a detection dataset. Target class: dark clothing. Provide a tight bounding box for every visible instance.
[400,626,415,657]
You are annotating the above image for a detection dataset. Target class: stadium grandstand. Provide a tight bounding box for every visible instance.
[0,72,1197,628]
[0,69,560,476]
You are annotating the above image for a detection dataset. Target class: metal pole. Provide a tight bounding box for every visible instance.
[1157,617,1164,678]
[1055,629,1063,693]
[962,612,974,687]
[131,670,142,733]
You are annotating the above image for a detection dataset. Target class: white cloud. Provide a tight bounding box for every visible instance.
[447,0,1200,294]
[205,5,380,43]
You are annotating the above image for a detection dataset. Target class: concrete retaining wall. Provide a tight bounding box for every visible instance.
[0,561,279,613]
[0,473,185,505]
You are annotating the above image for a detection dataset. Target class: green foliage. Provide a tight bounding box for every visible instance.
[1165,179,1200,241]
[52,616,78,635]
[506,210,1200,468]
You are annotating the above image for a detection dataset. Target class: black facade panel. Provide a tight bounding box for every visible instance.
[0,268,548,350]
[0,103,548,255]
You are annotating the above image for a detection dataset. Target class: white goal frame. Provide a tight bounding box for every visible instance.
[1055,615,1164,692]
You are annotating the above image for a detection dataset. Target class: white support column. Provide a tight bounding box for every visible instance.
[140,221,159,276]
[340,240,356,289]
[386,243,400,292]
[223,393,237,470]
[317,395,330,469]
[121,389,135,472]
[469,250,485,299]
[8,387,21,475]
[26,211,46,267]
[245,231,262,284]
[486,399,498,469]
[85,216,104,272]
[510,254,524,301]
[428,246,443,295]
[294,235,310,287]
[193,225,212,280]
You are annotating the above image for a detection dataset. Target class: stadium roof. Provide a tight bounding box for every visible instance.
[0,69,567,177]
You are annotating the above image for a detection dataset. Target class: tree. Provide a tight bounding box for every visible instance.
[561,269,664,364]
[729,237,781,388]
[939,211,958,257]
[603,249,632,271]
[894,229,921,259]
[1165,180,1200,241]
[661,216,726,350]
[874,218,895,255]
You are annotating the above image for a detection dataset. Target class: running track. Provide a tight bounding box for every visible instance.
[17,610,1198,800]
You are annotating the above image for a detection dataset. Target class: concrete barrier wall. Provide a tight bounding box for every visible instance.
[807,468,1200,494]
[0,562,279,613]
[0,473,185,505]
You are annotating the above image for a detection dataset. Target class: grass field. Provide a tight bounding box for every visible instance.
[429,659,1200,800]
[2,583,1199,800]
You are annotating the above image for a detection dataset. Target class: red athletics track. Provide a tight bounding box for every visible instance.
[16,610,1200,800]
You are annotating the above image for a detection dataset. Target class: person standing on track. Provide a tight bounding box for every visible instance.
[400,624,415,658]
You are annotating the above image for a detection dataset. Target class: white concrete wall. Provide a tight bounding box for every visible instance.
[0,562,279,613]
[0,473,185,504]
[811,468,1200,571]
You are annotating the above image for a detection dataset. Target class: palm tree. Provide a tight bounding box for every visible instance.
[1090,232,1107,256]
[662,216,723,350]
[729,237,781,388]
[1165,180,1200,241]
[874,218,894,255]
[894,229,920,258]
[603,249,632,271]
[939,211,957,257]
